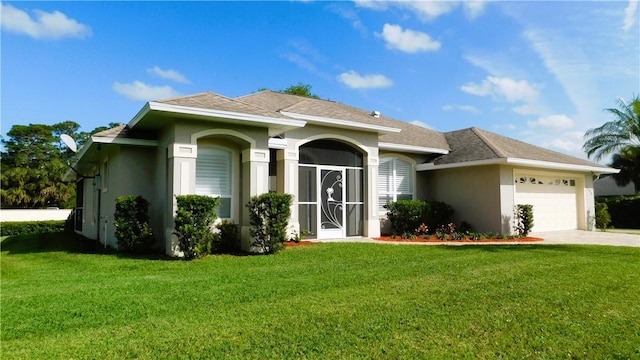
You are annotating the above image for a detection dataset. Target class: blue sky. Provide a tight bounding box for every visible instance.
[2,1,638,162]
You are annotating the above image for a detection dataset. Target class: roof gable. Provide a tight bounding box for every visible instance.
[238,91,450,151]
[157,91,289,119]
[435,127,608,169]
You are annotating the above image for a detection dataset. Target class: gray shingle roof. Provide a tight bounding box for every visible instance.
[157,91,291,119]
[93,124,127,137]
[238,91,450,151]
[435,127,608,168]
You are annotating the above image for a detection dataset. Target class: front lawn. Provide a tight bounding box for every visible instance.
[2,233,639,359]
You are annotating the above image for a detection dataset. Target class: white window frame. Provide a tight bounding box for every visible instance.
[101,159,109,193]
[378,156,415,214]
[195,145,234,219]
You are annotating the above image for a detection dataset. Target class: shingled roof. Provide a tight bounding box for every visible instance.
[434,127,609,169]
[238,91,450,151]
[157,91,292,120]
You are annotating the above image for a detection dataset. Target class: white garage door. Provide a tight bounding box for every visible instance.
[514,175,578,232]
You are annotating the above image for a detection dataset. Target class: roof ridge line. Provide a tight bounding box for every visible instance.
[471,127,506,158]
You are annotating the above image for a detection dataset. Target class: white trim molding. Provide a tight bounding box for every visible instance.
[91,136,158,147]
[168,144,198,159]
[131,102,306,132]
[379,142,449,155]
[242,149,270,163]
[416,157,619,174]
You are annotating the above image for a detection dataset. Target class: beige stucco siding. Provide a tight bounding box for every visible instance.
[422,165,503,233]
[98,146,158,248]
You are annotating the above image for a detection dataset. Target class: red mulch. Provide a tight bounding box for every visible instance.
[373,235,543,243]
[285,240,317,247]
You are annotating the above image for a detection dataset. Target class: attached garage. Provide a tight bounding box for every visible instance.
[514,174,579,232]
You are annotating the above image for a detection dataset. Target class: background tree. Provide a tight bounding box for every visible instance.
[1,121,121,208]
[259,83,320,99]
[583,95,640,191]
[281,83,320,99]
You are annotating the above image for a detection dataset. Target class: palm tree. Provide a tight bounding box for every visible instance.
[584,95,640,190]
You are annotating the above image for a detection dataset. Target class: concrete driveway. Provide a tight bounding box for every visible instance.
[530,230,640,247]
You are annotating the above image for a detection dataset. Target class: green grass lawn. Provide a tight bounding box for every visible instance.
[2,233,639,359]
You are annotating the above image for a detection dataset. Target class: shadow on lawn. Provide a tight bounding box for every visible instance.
[0,232,173,260]
[436,243,607,254]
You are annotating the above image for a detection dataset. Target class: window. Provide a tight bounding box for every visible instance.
[196,145,232,218]
[378,157,414,213]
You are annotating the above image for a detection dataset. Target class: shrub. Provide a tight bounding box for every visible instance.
[385,200,426,236]
[246,192,293,254]
[595,202,612,230]
[0,220,66,237]
[174,195,219,260]
[216,220,239,253]
[414,223,429,237]
[514,204,534,237]
[459,221,473,234]
[600,196,640,229]
[423,201,455,232]
[114,195,156,254]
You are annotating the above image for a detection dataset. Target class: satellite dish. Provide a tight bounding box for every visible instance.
[60,134,78,153]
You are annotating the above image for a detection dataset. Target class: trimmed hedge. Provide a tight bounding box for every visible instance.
[114,195,156,254]
[174,195,220,260]
[384,200,454,236]
[0,221,66,237]
[247,192,293,254]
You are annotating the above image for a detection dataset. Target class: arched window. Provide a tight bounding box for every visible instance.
[378,157,414,213]
[196,145,232,218]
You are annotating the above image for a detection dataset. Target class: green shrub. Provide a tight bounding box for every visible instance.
[114,195,155,254]
[424,201,455,232]
[246,192,293,254]
[0,220,66,237]
[216,220,239,253]
[174,195,219,260]
[514,204,534,237]
[600,196,640,229]
[595,202,612,230]
[385,200,426,236]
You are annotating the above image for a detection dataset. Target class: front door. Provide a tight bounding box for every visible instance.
[318,166,345,239]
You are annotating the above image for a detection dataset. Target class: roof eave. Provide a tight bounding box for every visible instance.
[130,102,307,135]
[379,142,449,155]
[417,157,619,174]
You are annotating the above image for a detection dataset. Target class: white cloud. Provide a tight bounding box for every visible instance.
[528,114,576,131]
[623,0,638,31]
[327,4,367,34]
[401,1,459,21]
[461,76,538,103]
[376,24,440,53]
[147,66,190,84]
[463,1,488,20]
[0,4,91,39]
[113,81,180,101]
[512,103,542,116]
[355,1,487,21]
[410,120,435,130]
[337,70,393,89]
[442,104,481,115]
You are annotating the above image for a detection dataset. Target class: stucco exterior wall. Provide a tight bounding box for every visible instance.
[97,146,158,248]
[421,165,503,233]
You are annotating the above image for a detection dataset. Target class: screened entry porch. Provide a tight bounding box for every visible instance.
[297,140,365,240]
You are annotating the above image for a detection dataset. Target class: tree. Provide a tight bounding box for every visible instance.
[583,95,640,190]
[281,83,320,99]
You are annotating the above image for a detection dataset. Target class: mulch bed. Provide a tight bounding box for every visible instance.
[373,236,543,243]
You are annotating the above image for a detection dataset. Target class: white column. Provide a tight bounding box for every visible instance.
[240,148,270,251]
[165,143,197,255]
[366,154,381,238]
[277,148,300,238]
